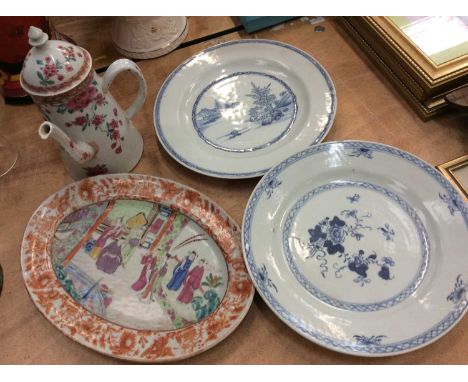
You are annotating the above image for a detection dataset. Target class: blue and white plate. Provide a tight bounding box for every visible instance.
[154,39,336,178]
[242,141,468,356]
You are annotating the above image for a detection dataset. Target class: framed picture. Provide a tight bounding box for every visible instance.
[388,17,468,66]
[377,17,468,95]
[437,154,468,200]
[337,17,468,120]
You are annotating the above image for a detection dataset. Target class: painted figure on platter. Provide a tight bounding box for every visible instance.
[177,258,206,304]
[131,254,157,292]
[166,250,198,291]
[90,217,125,259]
[121,212,148,266]
[96,236,124,274]
[100,283,113,308]
[131,253,171,293]
[144,254,172,302]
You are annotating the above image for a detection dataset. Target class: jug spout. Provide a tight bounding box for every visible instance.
[39,122,96,164]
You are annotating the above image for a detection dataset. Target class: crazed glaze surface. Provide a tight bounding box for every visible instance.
[21,174,254,362]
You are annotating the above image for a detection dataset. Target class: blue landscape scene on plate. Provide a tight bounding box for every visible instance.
[246,82,293,126]
[193,100,240,128]
[192,72,297,151]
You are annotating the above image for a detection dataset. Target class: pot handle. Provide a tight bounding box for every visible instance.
[102,59,147,119]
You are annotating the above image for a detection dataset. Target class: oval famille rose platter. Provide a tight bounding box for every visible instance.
[21,174,254,362]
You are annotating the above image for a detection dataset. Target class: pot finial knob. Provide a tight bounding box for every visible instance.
[28,26,48,47]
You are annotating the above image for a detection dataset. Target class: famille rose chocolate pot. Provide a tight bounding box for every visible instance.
[20,26,147,179]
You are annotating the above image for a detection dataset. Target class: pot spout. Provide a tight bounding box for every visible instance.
[39,121,96,164]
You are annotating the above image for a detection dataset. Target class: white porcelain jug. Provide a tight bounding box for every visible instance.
[20,26,147,179]
[112,16,188,59]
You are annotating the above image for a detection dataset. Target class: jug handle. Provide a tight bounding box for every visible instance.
[102,59,147,119]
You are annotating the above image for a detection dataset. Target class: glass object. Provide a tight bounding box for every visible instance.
[0,89,19,177]
[388,16,468,65]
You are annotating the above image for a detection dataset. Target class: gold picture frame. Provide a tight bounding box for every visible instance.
[437,154,468,200]
[337,17,468,120]
[372,17,468,95]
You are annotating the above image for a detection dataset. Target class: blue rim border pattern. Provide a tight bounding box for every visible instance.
[154,39,337,179]
[242,141,468,356]
[191,71,298,153]
[282,181,430,312]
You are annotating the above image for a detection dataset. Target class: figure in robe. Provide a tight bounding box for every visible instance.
[121,212,148,266]
[90,217,125,259]
[131,254,157,291]
[177,258,206,304]
[133,253,172,302]
[166,251,197,291]
[149,255,170,302]
[96,237,124,274]
[100,284,113,308]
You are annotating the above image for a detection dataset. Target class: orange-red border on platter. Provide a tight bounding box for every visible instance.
[21,174,254,362]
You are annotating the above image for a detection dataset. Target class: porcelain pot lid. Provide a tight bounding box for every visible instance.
[20,26,92,97]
